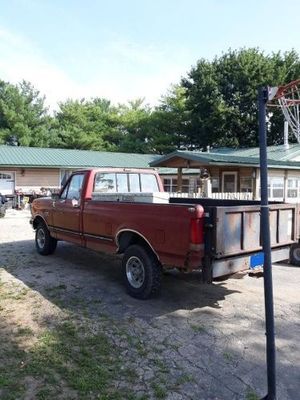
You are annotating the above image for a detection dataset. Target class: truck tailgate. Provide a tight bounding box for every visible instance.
[169,198,297,258]
[211,203,296,258]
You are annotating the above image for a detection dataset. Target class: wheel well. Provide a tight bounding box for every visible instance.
[32,216,46,230]
[117,231,159,261]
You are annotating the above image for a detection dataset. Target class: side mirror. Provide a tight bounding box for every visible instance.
[72,198,79,207]
[51,193,59,200]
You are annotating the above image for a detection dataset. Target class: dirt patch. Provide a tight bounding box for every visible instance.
[0,209,299,399]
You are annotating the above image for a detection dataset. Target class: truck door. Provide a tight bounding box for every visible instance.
[52,172,85,245]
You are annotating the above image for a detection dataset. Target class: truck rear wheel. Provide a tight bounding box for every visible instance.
[122,245,162,299]
[35,221,57,255]
[290,243,300,266]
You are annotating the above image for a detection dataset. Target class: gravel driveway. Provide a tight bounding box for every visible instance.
[0,209,299,400]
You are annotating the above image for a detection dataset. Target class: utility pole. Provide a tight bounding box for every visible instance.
[258,86,276,400]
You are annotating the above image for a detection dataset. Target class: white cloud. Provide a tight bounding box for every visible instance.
[0,27,85,109]
[0,27,191,110]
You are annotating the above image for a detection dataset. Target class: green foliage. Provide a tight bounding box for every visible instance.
[0,80,51,147]
[116,98,153,153]
[246,390,260,400]
[182,48,300,149]
[149,85,190,154]
[50,98,120,151]
[1,48,300,152]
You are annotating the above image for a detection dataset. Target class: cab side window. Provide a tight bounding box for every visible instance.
[60,174,84,200]
[140,174,159,192]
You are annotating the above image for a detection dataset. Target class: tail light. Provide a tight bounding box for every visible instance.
[190,218,204,245]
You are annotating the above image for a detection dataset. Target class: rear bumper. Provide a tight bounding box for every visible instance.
[212,246,290,278]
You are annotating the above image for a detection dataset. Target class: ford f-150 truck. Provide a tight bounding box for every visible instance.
[31,168,298,299]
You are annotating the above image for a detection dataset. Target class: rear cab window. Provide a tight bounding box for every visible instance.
[94,173,116,192]
[93,171,159,193]
[116,174,128,192]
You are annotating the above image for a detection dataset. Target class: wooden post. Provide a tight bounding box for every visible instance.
[254,168,260,200]
[283,170,288,203]
[177,167,183,192]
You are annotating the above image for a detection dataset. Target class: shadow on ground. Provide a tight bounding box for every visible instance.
[0,238,241,319]
[1,236,299,400]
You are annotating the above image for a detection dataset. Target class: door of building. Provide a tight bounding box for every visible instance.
[0,172,15,195]
[222,172,238,192]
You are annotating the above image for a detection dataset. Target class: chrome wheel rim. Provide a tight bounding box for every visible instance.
[126,256,145,289]
[37,228,45,249]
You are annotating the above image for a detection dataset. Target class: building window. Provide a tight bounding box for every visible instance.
[211,177,219,193]
[163,178,173,192]
[222,172,238,192]
[287,178,300,199]
[0,173,12,179]
[268,177,284,200]
[240,177,253,193]
[163,178,190,193]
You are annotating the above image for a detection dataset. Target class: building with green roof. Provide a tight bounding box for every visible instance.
[1,144,300,201]
[150,145,300,201]
[0,145,160,195]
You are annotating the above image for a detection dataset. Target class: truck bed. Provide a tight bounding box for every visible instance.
[170,197,296,278]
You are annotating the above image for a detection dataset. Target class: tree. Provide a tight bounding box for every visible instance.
[116,99,153,153]
[148,85,191,153]
[181,48,300,149]
[0,80,51,146]
[50,98,120,151]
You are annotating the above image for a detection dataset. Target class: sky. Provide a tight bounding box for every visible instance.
[0,0,300,110]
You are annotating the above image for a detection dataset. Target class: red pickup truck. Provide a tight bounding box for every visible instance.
[31,168,297,299]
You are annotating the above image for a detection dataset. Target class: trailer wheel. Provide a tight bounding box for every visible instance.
[122,244,162,299]
[290,243,300,266]
[35,221,57,255]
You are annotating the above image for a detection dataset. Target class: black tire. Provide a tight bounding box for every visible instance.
[122,244,162,299]
[0,205,5,218]
[35,221,57,255]
[290,243,300,266]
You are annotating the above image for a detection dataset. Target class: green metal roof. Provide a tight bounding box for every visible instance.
[2,144,300,173]
[150,148,300,170]
[0,145,160,169]
[211,144,300,161]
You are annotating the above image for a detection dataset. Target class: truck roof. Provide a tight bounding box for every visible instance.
[73,167,158,174]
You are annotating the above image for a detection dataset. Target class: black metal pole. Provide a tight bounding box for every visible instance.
[258,87,276,400]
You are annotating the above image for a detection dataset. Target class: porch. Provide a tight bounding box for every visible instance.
[155,150,300,203]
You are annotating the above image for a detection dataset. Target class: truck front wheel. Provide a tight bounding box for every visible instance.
[122,245,162,299]
[35,222,57,255]
[290,243,300,266]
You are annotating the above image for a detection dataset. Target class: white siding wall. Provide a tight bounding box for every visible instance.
[14,168,60,193]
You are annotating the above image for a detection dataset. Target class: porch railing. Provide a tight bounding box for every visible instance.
[169,192,253,200]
